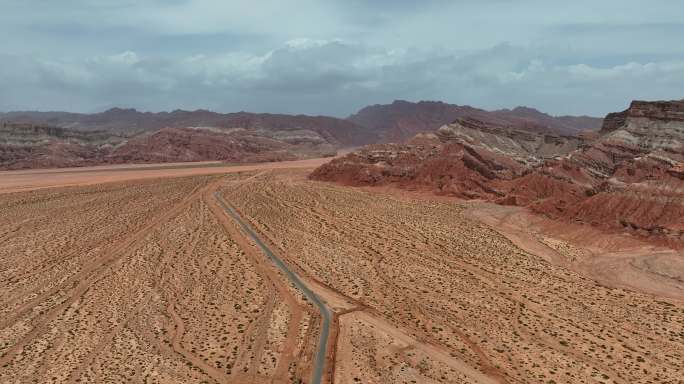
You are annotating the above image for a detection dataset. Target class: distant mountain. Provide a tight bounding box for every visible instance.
[0,102,602,170]
[0,108,375,146]
[0,122,337,170]
[313,99,684,246]
[347,100,602,142]
[0,122,125,170]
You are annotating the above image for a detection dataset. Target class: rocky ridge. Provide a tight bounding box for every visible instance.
[0,108,375,146]
[348,100,602,142]
[312,100,684,245]
[0,122,336,170]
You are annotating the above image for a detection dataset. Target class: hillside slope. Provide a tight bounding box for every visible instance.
[0,123,336,170]
[1,108,375,146]
[313,99,684,245]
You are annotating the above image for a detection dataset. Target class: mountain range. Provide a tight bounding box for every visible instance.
[0,101,600,170]
[2,98,682,246]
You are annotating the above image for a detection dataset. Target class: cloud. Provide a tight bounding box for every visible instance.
[2,40,684,116]
[0,0,683,115]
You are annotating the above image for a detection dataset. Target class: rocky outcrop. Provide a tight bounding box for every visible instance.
[310,116,575,198]
[107,127,334,164]
[602,100,684,134]
[436,117,587,165]
[310,140,521,200]
[313,100,684,246]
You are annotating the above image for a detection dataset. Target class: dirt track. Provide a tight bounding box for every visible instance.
[2,164,683,383]
[214,192,332,384]
[0,173,323,383]
[220,169,684,384]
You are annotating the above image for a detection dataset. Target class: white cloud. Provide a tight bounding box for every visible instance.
[2,40,683,116]
[1,0,684,116]
[106,51,140,66]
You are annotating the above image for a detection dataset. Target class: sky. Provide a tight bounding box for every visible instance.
[1,0,683,117]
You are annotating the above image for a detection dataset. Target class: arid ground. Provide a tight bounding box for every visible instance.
[1,162,683,383]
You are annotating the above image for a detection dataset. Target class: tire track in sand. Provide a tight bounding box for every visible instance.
[0,182,211,367]
[212,190,331,384]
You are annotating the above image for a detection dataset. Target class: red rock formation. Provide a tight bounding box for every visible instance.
[106,127,316,164]
[0,123,335,170]
[313,100,684,246]
[1,108,374,146]
[311,117,551,198]
[602,100,684,133]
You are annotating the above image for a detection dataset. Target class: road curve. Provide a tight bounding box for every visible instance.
[214,192,332,384]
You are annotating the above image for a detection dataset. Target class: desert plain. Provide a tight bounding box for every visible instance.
[1,161,683,384]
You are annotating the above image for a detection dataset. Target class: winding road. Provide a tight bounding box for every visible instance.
[214,192,332,384]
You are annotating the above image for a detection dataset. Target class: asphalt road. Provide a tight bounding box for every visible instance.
[214,192,332,384]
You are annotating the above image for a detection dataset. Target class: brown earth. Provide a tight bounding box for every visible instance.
[223,169,684,384]
[0,172,323,383]
[1,163,683,383]
[466,201,684,301]
[0,157,333,194]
